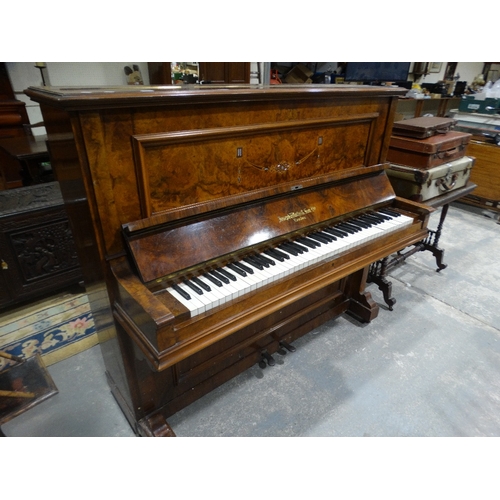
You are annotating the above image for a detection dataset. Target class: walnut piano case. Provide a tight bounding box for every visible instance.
[25,84,431,436]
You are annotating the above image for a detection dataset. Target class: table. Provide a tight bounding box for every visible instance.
[368,182,477,310]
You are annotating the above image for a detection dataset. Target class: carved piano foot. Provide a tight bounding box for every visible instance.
[421,242,448,272]
[137,413,176,437]
[347,290,379,323]
[259,350,276,369]
[433,248,447,272]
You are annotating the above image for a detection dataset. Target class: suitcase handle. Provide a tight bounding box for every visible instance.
[436,173,458,192]
[436,145,463,159]
[435,127,451,135]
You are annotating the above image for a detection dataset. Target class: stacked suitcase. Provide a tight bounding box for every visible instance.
[386,116,475,203]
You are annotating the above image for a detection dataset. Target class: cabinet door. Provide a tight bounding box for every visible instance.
[199,62,250,84]
[226,62,250,83]
[147,63,172,84]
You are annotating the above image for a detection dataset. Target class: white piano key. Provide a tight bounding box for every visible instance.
[167,286,206,316]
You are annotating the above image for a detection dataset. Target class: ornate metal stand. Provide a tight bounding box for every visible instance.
[368,182,476,310]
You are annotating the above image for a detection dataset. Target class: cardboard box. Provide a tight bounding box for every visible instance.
[284,64,314,84]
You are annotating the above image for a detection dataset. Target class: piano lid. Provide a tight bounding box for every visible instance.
[25,84,407,110]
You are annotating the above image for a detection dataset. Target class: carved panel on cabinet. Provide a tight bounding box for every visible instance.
[0,182,83,308]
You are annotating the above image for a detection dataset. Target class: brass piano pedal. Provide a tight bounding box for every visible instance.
[260,350,276,367]
[279,341,296,353]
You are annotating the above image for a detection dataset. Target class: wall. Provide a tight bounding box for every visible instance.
[6,62,151,135]
[412,62,484,85]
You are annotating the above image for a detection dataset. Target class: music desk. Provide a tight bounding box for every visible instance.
[0,134,50,189]
[368,181,477,310]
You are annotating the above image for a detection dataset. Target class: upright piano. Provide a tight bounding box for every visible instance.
[25,84,432,436]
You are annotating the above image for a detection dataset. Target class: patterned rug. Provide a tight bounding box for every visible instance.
[0,292,97,371]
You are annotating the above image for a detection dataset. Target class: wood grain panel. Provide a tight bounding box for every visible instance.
[132,114,379,218]
[464,141,500,209]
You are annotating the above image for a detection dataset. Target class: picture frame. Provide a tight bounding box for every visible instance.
[428,62,442,73]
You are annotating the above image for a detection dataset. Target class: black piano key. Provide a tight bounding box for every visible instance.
[184,280,203,295]
[287,241,309,252]
[297,237,320,249]
[365,211,387,220]
[323,227,347,238]
[359,214,382,224]
[220,267,239,280]
[317,231,336,241]
[227,263,247,276]
[271,248,290,260]
[254,254,275,266]
[210,270,230,284]
[340,222,362,232]
[204,273,223,287]
[278,243,299,256]
[192,276,211,292]
[243,256,264,270]
[379,208,400,217]
[172,283,191,300]
[233,261,254,274]
[264,249,287,262]
[369,212,391,221]
[318,229,337,240]
[351,218,371,228]
[336,224,356,234]
[308,233,331,244]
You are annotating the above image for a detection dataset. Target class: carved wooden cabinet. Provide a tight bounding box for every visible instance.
[0,182,83,308]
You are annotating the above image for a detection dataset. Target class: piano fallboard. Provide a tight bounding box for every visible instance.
[125,168,396,283]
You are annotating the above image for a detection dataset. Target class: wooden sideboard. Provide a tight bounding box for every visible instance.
[461,140,500,212]
[0,182,83,308]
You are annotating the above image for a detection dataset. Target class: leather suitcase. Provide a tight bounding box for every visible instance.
[392,116,456,139]
[386,156,475,202]
[387,130,471,169]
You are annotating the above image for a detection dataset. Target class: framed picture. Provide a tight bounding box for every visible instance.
[428,62,442,73]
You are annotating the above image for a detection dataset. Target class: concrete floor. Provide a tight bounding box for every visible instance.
[2,202,500,438]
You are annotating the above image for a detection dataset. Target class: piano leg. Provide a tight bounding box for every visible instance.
[368,257,397,311]
[420,202,449,272]
[345,267,379,323]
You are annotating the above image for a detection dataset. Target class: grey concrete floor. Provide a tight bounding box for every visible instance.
[2,202,500,438]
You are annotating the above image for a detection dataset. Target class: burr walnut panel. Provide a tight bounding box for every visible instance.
[132,114,379,218]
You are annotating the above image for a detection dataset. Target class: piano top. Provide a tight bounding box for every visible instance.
[25,84,407,110]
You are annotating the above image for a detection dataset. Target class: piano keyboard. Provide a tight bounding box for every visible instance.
[166,209,414,316]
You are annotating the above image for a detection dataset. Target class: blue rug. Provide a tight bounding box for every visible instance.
[0,292,97,371]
